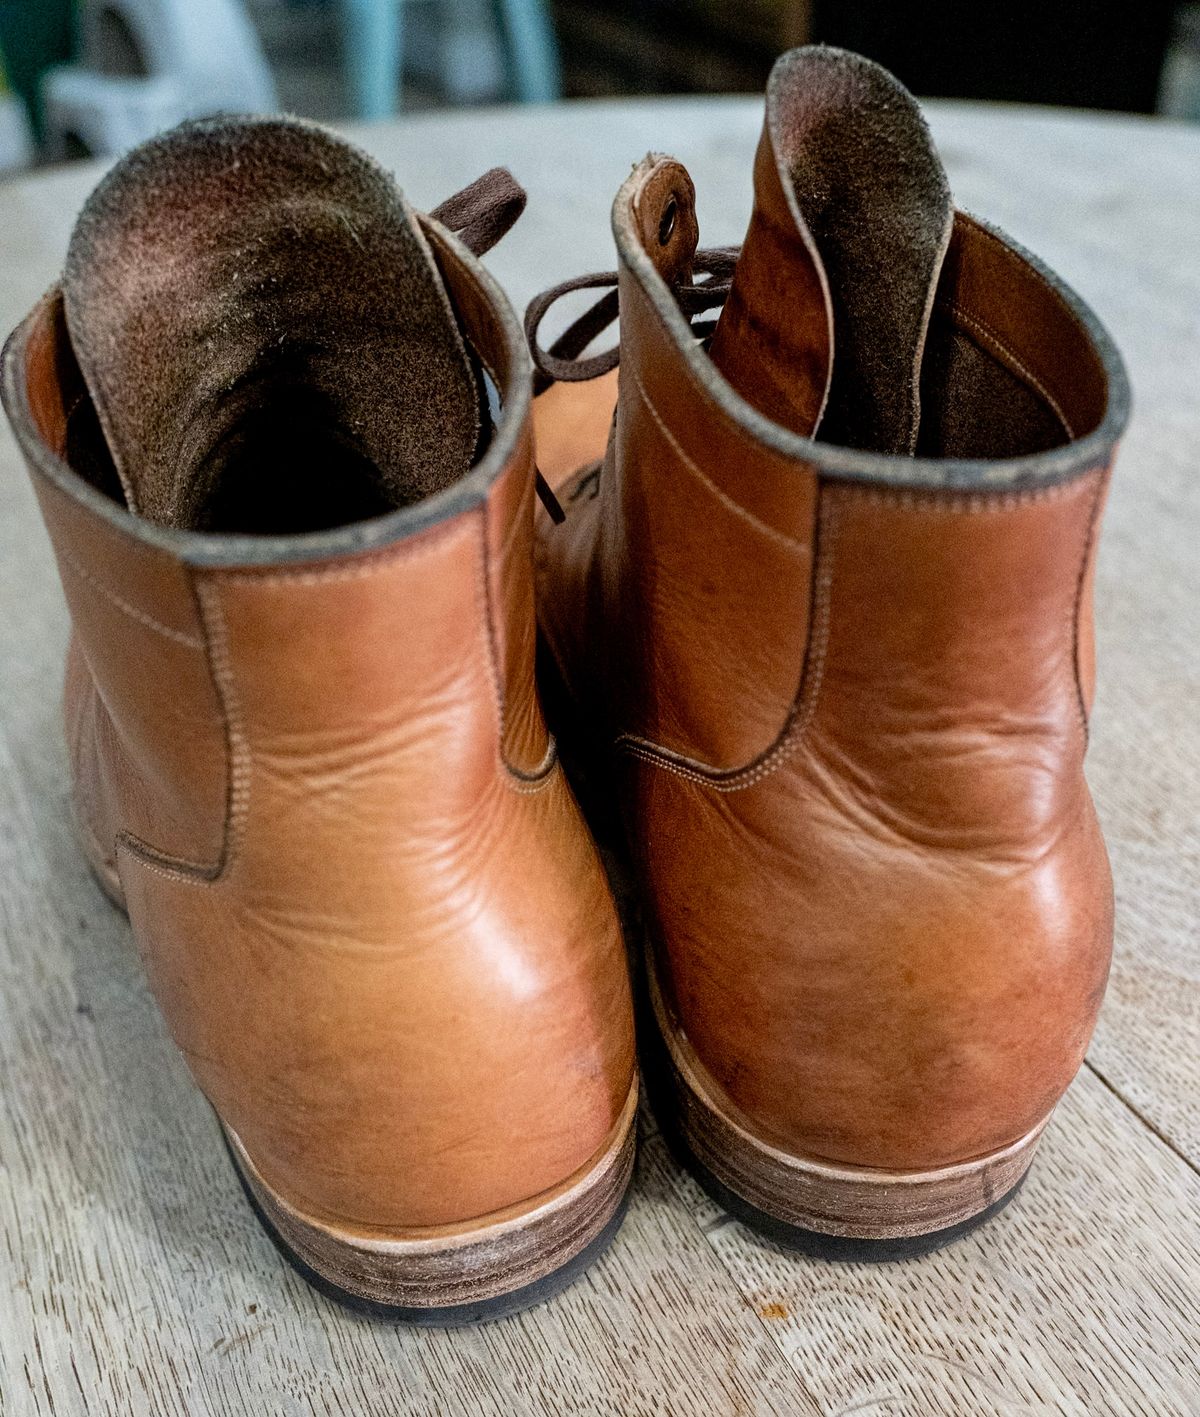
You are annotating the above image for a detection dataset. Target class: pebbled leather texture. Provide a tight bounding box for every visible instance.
[536,138,1130,1173]
[3,215,635,1233]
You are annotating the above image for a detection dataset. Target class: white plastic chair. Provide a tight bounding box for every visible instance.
[42,0,276,159]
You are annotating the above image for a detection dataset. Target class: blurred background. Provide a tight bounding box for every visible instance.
[1,0,1198,174]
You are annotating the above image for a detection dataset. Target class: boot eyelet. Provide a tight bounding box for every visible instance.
[658,197,677,246]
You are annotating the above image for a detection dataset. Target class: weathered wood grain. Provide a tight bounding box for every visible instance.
[1,98,1198,1416]
[0,760,816,1416]
[669,1071,1200,1417]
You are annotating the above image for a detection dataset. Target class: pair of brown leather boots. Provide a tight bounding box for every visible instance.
[2,47,1129,1324]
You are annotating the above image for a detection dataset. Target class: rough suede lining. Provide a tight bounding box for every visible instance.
[916,317,1066,460]
[63,115,480,532]
[713,46,954,455]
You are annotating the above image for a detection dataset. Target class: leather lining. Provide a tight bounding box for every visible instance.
[611,161,1129,489]
[710,46,954,454]
[1,218,533,568]
[63,116,481,533]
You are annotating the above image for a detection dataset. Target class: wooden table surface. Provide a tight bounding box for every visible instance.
[1,97,1198,1417]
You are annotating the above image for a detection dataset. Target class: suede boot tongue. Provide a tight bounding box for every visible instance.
[709,46,953,454]
[63,116,479,530]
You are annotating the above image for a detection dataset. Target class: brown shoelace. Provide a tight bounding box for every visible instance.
[524,247,740,391]
[521,248,739,522]
[430,167,528,258]
[433,173,739,522]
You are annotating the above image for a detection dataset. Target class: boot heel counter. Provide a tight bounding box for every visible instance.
[647,466,1116,1172]
[783,471,1116,1164]
[111,534,633,1232]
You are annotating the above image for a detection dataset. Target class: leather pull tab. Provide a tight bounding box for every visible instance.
[630,158,700,289]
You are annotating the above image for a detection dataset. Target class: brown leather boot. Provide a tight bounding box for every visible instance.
[1,118,636,1320]
[531,47,1130,1256]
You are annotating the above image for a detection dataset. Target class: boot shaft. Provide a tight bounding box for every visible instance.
[4,218,548,878]
[3,189,636,1239]
[598,157,1127,846]
[532,59,1129,1183]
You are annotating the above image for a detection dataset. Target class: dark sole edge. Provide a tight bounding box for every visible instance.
[638,998,1030,1262]
[224,1129,633,1326]
[668,1125,1029,1261]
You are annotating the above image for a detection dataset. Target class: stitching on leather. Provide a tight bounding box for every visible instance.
[112,575,247,881]
[628,275,812,489]
[627,363,811,557]
[476,501,558,794]
[40,475,166,564]
[940,301,1075,439]
[615,492,838,792]
[475,500,509,757]
[216,523,460,586]
[114,844,221,882]
[54,543,204,647]
[964,216,1080,333]
[954,215,1109,431]
[832,477,1091,513]
[1070,471,1106,742]
[193,578,252,870]
[503,741,560,794]
[113,831,218,878]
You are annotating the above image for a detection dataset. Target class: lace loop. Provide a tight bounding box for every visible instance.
[430,167,527,257]
[525,274,622,395]
[524,246,741,392]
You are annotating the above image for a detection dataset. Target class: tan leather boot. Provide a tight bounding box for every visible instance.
[1,118,636,1320]
[532,47,1130,1256]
